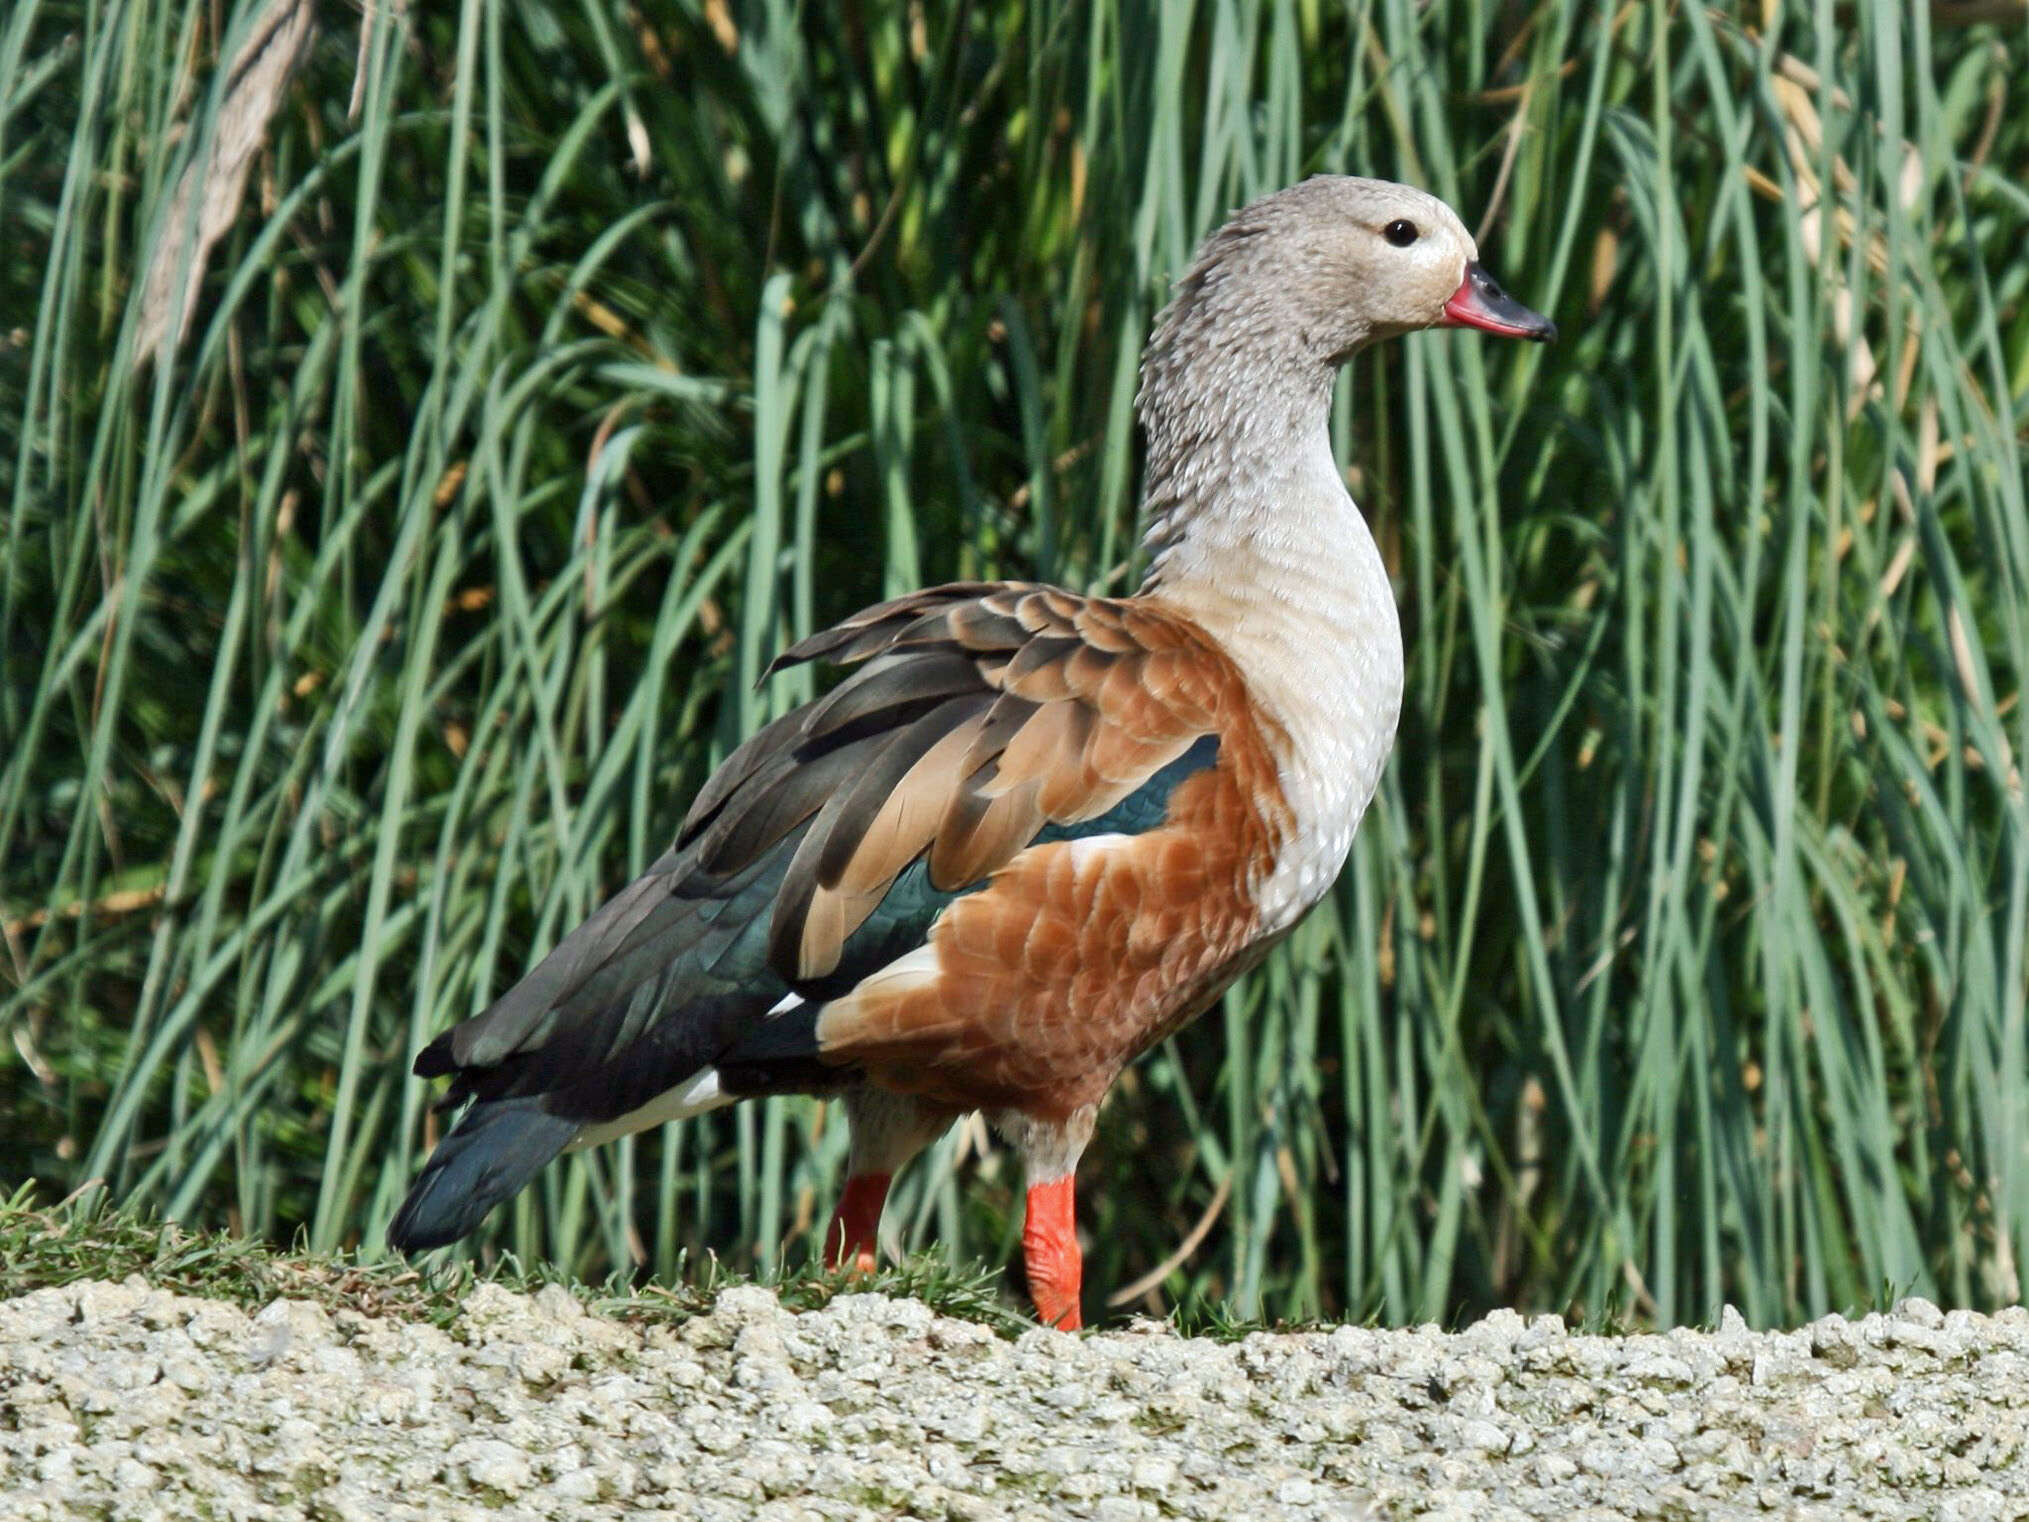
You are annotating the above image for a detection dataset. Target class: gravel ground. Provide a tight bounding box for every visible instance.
[3,1279,2026,1521]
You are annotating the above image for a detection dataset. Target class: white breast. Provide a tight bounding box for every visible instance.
[1253,497,1403,927]
[1156,429,1405,935]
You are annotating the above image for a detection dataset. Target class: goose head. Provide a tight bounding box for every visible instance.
[1143,175,1555,396]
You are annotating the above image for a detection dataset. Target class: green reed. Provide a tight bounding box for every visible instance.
[4,0,2024,1328]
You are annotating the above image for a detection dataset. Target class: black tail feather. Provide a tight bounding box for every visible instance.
[385,1098,581,1252]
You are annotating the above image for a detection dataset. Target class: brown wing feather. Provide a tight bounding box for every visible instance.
[822,721,963,893]
[766,582,1033,671]
[770,694,992,979]
[928,777,1046,890]
[995,701,1096,814]
[801,650,983,739]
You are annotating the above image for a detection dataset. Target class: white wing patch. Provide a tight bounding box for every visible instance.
[1062,832,1131,869]
[849,942,943,998]
[568,1067,733,1151]
[812,943,944,1047]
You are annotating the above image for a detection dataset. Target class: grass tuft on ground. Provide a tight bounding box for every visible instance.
[0,1183,1031,1338]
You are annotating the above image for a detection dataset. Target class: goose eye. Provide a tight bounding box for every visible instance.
[1383,219,1420,248]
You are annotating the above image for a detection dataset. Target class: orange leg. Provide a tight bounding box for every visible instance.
[826,1172,891,1273]
[1022,1175,1083,1330]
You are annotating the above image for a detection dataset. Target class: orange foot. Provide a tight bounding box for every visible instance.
[1023,1175,1083,1331]
[826,1172,891,1274]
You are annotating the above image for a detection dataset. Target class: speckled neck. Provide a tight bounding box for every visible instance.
[1134,270,1348,595]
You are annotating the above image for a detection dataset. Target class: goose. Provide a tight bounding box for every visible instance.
[388,175,1554,1329]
